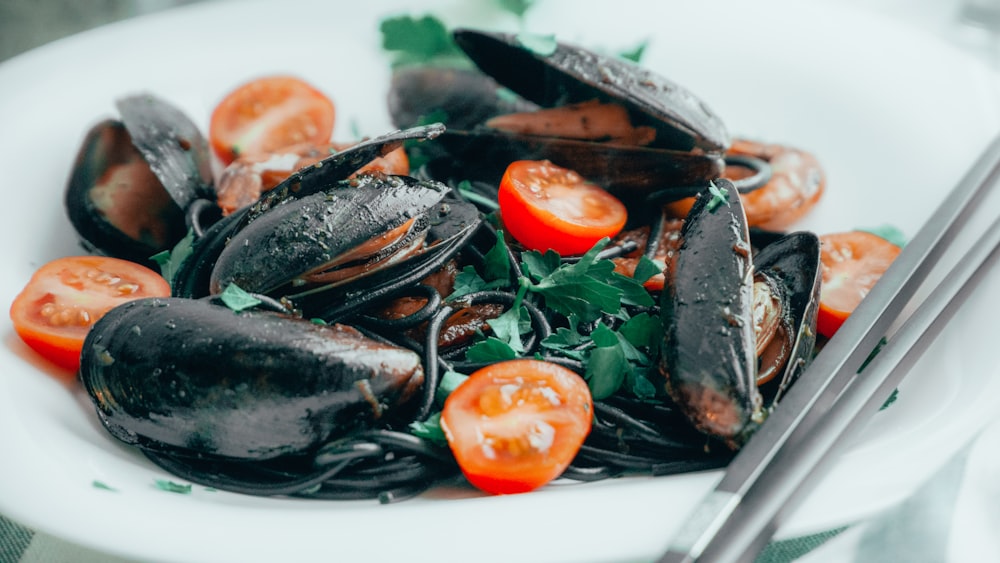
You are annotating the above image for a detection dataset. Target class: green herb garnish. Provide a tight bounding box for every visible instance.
[515,32,558,56]
[379,14,467,68]
[150,230,196,289]
[496,0,536,18]
[409,412,448,444]
[154,479,192,494]
[219,283,262,312]
[706,181,729,212]
[619,39,649,63]
[523,239,653,324]
[92,480,117,492]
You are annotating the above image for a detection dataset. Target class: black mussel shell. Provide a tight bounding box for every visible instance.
[660,179,763,447]
[753,231,822,404]
[80,297,425,461]
[65,94,213,266]
[209,174,453,303]
[64,119,188,266]
[452,28,730,153]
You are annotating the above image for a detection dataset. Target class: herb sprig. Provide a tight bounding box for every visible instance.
[447,233,663,399]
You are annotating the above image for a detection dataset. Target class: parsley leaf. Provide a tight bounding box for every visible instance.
[520,249,562,280]
[585,323,629,399]
[540,327,590,361]
[449,265,508,300]
[488,305,527,354]
[154,479,192,494]
[409,412,448,445]
[465,337,519,363]
[219,284,262,312]
[482,230,513,283]
[632,255,664,285]
[706,181,730,212]
[435,370,469,404]
[150,230,195,289]
[379,14,467,68]
[619,39,649,63]
[496,0,536,18]
[524,239,625,323]
[618,312,663,350]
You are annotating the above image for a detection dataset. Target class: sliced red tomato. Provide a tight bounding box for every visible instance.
[209,76,336,166]
[498,160,627,256]
[817,231,901,338]
[9,256,171,375]
[440,359,593,495]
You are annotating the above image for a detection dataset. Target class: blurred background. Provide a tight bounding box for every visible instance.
[3,0,1000,67]
[0,0,208,62]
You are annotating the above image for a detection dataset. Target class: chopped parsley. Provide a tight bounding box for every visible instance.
[409,412,448,445]
[619,39,649,63]
[92,480,118,492]
[447,236,664,399]
[154,479,193,494]
[379,14,468,68]
[496,0,536,18]
[150,229,196,289]
[219,283,262,312]
[706,181,730,212]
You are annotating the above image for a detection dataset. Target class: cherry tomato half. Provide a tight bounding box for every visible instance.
[9,256,171,374]
[209,76,336,166]
[817,231,901,338]
[498,160,627,256]
[440,359,593,495]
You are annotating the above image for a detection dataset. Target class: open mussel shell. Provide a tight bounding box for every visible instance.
[171,124,447,299]
[79,297,425,461]
[659,179,763,447]
[207,171,481,323]
[64,120,189,266]
[452,28,730,153]
[429,128,724,200]
[116,94,214,209]
[753,231,822,404]
[64,94,213,266]
[209,174,449,296]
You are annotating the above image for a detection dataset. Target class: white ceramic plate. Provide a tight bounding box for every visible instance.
[3,1,1000,561]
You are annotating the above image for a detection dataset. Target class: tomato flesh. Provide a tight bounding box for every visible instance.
[440,359,593,495]
[209,76,336,166]
[9,256,171,374]
[817,231,901,338]
[498,160,627,256]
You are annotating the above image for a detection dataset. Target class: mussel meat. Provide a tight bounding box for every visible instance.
[64,94,213,267]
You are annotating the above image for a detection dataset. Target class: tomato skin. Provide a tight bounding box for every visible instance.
[498,160,627,256]
[440,359,593,495]
[209,76,336,166]
[817,231,901,338]
[9,256,171,374]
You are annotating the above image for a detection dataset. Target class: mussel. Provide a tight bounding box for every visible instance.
[659,180,821,447]
[170,124,482,321]
[80,297,424,460]
[64,94,213,267]
[389,29,730,204]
